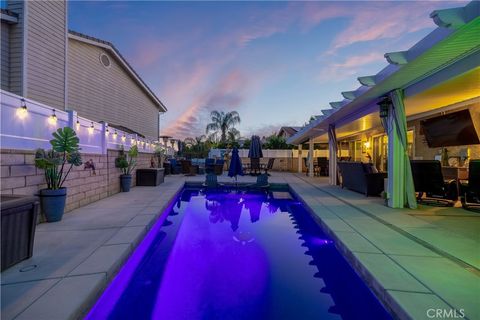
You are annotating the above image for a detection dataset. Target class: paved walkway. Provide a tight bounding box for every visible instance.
[1,172,478,320]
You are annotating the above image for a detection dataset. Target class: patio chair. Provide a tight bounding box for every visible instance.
[460,160,480,211]
[169,159,182,175]
[205,158,215,174]
[263,158,275,175]
[317,157,329,176]
[180,160,192,174]
[214,159,224,175]
[410,160,458,206]
[250,158,261,176]
[304,157,320,176]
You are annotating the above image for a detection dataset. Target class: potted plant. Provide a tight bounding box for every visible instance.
[115,145,138,192]
[34,127,82,222]
[154,144,166,169]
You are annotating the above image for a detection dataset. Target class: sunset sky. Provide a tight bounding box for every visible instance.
[69,1,462,139]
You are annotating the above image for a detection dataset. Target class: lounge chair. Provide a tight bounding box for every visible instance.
[203,173,221,188]
[410,160,458,206]
[460,160,480,211]
[247,173,270,189]
[263,158,275,175]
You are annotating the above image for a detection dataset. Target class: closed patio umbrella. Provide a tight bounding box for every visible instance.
[248,135,263,175]
[248,135,263,159]
[228,147,243,179]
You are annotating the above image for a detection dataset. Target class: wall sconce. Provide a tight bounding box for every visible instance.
[113,130,118,139]
[121,134,126,142]
[48,109,57,125]
[88,122,94,134]
[16,98,28,119]
[105,126,110,137]
[364,140,371,150]
[75,116,80,131]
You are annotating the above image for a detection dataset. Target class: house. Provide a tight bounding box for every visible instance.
[277,126,301,139]
[0,1,166,139]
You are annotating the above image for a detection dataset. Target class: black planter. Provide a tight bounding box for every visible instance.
[39,188,67,222]
[120,174,132,192]
[1,195,39,271]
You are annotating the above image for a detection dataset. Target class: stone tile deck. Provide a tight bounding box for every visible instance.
[1,172,478,320]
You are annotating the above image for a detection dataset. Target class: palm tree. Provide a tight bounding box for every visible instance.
[227,128,240,142]
[206,111,241,143]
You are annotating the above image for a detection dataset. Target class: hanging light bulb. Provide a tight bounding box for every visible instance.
[113,130,118,139]
[88,122,94,134]
[105,126,110,137]
[121,134,126,142]
[16,98,28,119]
[75,116,80,131]
[130,136,135,144]
[48,109,57,125]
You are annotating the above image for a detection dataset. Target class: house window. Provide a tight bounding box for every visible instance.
[99,53,111,68]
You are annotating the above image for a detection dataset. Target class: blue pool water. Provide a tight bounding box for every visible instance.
[87,188,392,320]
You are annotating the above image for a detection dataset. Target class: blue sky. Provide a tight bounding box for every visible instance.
[69,1,462,139]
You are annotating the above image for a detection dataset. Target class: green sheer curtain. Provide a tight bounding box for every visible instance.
[387,89,417,209]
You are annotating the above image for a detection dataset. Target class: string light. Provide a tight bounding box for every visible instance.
[48,109,57,125]
[88,122,94,134]
[105,126,110,137]
[16,98,28,119]
[121,134,126,142]
[130,136,135,144]
[75,116,80,131]
[113,130,118,139]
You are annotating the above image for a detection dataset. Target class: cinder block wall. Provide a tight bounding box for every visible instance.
[1,149,153,213]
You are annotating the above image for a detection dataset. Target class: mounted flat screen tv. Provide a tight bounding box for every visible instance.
[421,109,479,148]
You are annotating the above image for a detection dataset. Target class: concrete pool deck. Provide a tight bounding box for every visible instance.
[1,172,479,319]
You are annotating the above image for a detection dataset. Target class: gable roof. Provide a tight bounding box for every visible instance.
[68,30,167,112]
[277,126,301,137]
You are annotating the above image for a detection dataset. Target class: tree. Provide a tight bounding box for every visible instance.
[206,111,241,143]
[263,135,293,150]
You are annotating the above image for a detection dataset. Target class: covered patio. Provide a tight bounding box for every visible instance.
[288,1,480,209]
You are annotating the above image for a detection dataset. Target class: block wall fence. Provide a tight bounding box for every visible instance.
[1,89,160,216]
[1,149,154,214]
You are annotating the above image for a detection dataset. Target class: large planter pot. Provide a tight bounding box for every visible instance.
[39,188,67,222]
[120,174,132,192]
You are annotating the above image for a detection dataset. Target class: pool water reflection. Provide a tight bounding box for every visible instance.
[87,188,392,320]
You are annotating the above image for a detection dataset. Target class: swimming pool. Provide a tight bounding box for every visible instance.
[87,187,392,320]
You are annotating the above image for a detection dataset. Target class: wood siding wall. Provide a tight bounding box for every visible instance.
[24,0,66,110]
[67,39,159,139]
[6,1,24,96]
[1,21,10,91]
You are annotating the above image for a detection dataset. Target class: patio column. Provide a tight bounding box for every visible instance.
[308,138,314,177]
[386,89,417,209]
[328,124,338,185]
[297,144,302,173]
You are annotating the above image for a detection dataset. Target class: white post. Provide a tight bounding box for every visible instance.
[297,144,303,173]
[308,138,314,177]
[101,122,108,155]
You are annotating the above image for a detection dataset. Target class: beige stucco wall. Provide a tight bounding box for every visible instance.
[67,38,160,139]
[25,0,67,110]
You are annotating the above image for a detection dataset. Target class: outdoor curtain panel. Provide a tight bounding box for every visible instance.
[387,89,417,209]
[328,124,338,185]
